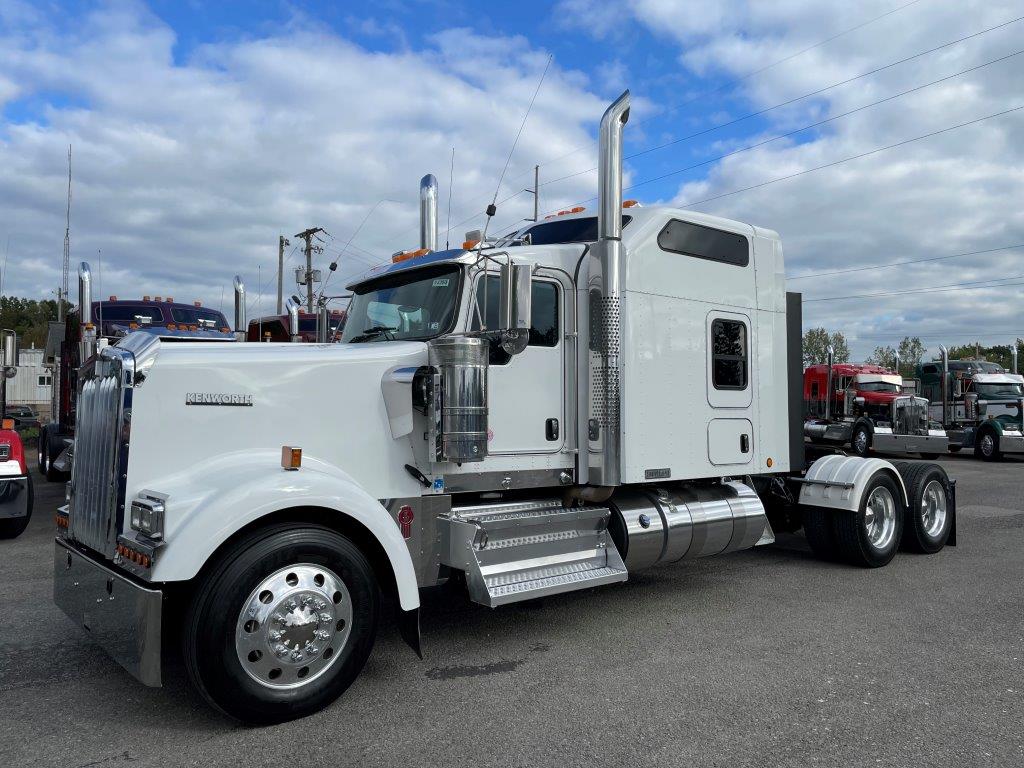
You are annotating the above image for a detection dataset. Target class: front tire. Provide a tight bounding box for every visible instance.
[975,429,1001,462]
[183,524,379,724]
[834,472,905,567]
[851,425,871,457]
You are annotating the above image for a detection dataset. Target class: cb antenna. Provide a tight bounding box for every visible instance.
[480,54,553,245]
[446,147,455,250]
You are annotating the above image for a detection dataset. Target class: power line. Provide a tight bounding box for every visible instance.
[788,243,1024,280]
[681,104,1024,208]
[539,19,1024,188]
[804,274,1024,302]
[508,0,934,181]
[490,103,1024,234]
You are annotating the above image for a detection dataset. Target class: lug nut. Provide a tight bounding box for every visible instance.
[269,630,283,642]
[274,644,288,658]
[290,650,303,661]
[286,600,298,610]
[308,646,320,656]
[318,612,332,623]
[272,612,286,625]
[315,629,329,640]
[301,595,314,607]
[314,600,327,611]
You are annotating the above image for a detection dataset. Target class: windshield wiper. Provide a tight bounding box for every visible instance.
[349,325,397,343]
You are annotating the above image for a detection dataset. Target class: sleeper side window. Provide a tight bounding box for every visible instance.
[712,319,748,390]
[658,219,749,266]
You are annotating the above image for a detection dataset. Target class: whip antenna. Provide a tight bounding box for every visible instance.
[480,54,553,244]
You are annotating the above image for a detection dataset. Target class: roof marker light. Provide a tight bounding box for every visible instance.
[623,199,639,208]
[281,446,302,471]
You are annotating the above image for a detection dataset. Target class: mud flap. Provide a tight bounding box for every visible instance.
[398,606,422,659]
[947,478,957,547]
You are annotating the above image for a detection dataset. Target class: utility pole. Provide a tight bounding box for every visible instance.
[294,228,324,313]
[276,235,290,314]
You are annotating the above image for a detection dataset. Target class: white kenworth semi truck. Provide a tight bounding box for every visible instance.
[53,92,957,724]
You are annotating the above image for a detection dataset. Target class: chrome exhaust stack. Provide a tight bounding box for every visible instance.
[286,297,301,343]
[1012,343,1018,375]
[233,276,246,342]
[419,174,438,252]
[939,344,949,424]
[316,302,330,343]
[78,262,97,361]
[825,344,835,421]
[585,89,630,487]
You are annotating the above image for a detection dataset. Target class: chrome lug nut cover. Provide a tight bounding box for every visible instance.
[235,563,353,690]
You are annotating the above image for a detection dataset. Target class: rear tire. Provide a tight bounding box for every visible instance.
[183,523,379,724]
[802,506,839,560]
[897,463,952,554]
[834,472,904,567]
[974,429,1001,462]
[0,474,33,539]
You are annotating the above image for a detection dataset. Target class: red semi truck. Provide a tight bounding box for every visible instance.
[803,352,948,458]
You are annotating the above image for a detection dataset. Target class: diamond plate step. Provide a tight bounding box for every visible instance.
[441,499,628,607]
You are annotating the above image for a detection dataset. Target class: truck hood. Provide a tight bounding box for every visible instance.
[121,338,430,500]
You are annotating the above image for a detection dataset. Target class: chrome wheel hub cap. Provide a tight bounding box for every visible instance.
[981,434,995,455]
[863,486,897,550]
[920,479,947,539]
[854,431,868,453]
[235,564,352,690]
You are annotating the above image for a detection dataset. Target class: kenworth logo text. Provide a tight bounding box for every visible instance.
[185,392,253,407]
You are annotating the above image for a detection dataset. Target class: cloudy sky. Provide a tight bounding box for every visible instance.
[1,0,1022,358]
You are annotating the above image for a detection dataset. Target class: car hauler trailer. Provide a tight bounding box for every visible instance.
[917,345,1024,460]
[53,91,957,724]
[804,353,948,458]
[39,276,239,481]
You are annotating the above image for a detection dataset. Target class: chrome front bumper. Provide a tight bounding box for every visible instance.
[53,538,163,686]
[1000,432,1024,454]
[0,475,30,519]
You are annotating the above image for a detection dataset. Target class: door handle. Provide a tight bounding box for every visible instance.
[740,434,750,453]
[546,418,560,441]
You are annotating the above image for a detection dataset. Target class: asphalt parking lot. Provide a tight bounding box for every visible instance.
[2,456,1022,768]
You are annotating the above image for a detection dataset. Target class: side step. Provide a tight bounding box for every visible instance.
[440,499,628,607]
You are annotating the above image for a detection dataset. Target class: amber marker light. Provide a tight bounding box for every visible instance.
[281,446,302,471]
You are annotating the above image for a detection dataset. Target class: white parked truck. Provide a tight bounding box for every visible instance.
[53,91,957,724]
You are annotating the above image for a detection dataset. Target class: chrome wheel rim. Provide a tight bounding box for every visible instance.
[920,479,947,539]
[853,430,869,454]
[235,563,352,690]
[863,485,897,551]
[980,434,995,456]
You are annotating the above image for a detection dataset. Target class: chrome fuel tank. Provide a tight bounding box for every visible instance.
[607,481,771,571]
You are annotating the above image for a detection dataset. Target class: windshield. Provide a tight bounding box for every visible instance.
[341,264,461,343]
[170,306,229,328]
[975,382,1024,399]
[857,382,900,393]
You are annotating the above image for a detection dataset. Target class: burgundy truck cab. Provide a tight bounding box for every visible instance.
[804,363,902,420]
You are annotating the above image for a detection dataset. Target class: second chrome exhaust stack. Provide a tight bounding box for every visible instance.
[586,89,630,487]
[419,174,438,252]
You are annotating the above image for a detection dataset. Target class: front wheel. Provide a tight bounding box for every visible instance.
[183,524,380,724]
[975,430,1001,462]
[851,425,871,457]
[834,472,905,567]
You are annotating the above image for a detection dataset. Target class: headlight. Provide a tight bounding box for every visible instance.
[130,494,166,540]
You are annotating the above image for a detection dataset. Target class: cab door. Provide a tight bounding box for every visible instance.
[706,310,754,466]
[472,273,566,455]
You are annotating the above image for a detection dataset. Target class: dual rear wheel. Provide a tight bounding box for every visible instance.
[803,463,952,566]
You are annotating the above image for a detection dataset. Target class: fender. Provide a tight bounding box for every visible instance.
[145,451,420,611]
[797,454,908,512]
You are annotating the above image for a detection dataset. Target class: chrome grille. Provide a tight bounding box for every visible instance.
[69,355,126,555]
[892,395,929,435]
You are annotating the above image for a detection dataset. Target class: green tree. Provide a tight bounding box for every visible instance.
[945,341,1023,371]
[802,327,849,366]
[865,344,897,370]
[0,296,62,349]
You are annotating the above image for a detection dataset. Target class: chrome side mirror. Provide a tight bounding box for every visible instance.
[498,259,531,356]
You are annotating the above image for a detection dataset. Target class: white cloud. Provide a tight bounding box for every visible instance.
[0,4,607,316]
[561,0,1024,358]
